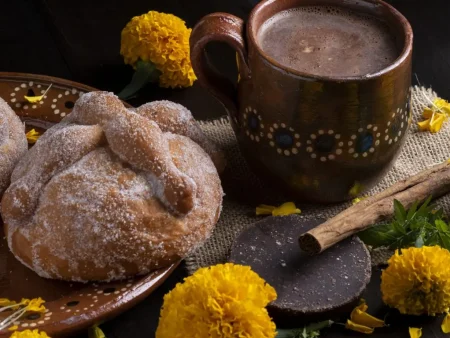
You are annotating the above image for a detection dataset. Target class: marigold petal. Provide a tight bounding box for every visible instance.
[422,107,434,119]
[24,95,44,103]
[256,205,276,215]
[417,119,431,131]
[409,327,422,338]
[442,314,450,333]
[345,320,374,334]
[8,325,18,331]
[272,202,301,216]
[429,113,446,133]
[350,308,385,328]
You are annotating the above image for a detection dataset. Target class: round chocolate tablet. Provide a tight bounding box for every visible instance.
[229,215,371,327]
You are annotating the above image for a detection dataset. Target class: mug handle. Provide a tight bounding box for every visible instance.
[190,13,251,126]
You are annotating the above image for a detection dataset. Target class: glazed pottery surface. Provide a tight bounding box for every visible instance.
[190,0,413,203]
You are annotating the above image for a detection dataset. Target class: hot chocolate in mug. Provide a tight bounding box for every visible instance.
[190,0,413,203]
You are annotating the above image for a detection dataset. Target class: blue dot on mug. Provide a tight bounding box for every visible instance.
[243,106,265,142]
[268,123,301,156]
[356,132,373,153]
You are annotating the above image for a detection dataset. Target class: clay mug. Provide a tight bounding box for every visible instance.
[190,0,413,203]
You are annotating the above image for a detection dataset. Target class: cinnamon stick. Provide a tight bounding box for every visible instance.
[298,161,450,255]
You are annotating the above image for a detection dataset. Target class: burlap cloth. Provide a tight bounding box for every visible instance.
[186,86,449,274]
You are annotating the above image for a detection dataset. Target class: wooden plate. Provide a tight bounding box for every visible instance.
[0,72,180,337]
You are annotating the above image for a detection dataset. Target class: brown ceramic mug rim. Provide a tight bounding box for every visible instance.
[248,0,413,82]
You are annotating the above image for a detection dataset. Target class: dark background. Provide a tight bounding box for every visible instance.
[1,0,450,337]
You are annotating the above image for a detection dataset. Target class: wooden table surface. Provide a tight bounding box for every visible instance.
[2,0,450,337]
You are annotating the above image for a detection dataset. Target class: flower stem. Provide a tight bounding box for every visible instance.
[118,60,161,100]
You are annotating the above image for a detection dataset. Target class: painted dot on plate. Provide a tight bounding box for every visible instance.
[44,312,52,317]
[369,147,375,153]
[318,130,324,135]
[311,154,317,159]
[32,105,37,109]
[294,133,300,139]
[336,149,343,155]
[367,124,373,129]
[126,283,132,287]
[328,130,334,135]
[72,89,78,94]
[307,147,313,153]
[351,135,357,140]
[121,288,127,292]
[23,105,29,110]
[349,148,355,154]
[65,90,70,95]
[358,128,363,132]
[15,103,21,108]
[394,137,398,142]
[281,123,286,128]
[273,123,279,129]
[398,131,402,137]
[289,127,294,132]
[376,133,381,137]
[84,308,88,311]
[29,81,34,86]
[307,140,312,144]
[373,126,378,131]
[94,300,99,303]
[292,148,298,154]
[328,154,335,160]
[54,109,60,114]
[338,142,344,147]
[38,321,45,325]
[21,83,26,88]
[401,122,404,128]
[90,304,94,307]
[384,135,389,141]
[320,156,326,162]
[260,124,265,128]
[353,153,359,158]
[40,89,45,94]
[52,99,57,103]
[310,134,316,139]
[37,84,42,88]
[22,323,29,328]
[10,92,15,97]
[397,108,400,113]
[284,150,290,156]
[335,134,341,139]
[11,98,16,103]
[269,141,275,147]
[375,140,380,146]
[76,310,80,312]
[29,323,37,327]
[39,101,44,105]
[255,136,260,142]
[269,127,274,132]
[14,87,20,91]
[392,113,395,118]
[277,148,282,154]
[362,152,368,157]
[389,139,393,144]
[45,317,51,321]
[60,306,65,310]
[250,135,255,140]
[58,94,63,98]
[348,141,353,146]
[245,131,250,136]
[51,104,56,109]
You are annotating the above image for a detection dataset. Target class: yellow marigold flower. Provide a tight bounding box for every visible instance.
[10,330,50,338]
[156,263,277,338]
[256,202,301,216]
[409,327,422,338]
[381,246,450,316]
[23,298,46,313]
[120,11,196,88]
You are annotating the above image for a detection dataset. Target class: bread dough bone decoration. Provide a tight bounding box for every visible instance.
[1,92,224,282]
[0,97,27,197]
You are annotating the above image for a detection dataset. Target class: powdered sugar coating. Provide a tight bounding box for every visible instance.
[0,97,28,197]
[3,92,223,282]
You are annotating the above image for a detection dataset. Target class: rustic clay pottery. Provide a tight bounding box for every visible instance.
[0,73,179,337]
[190,0,413,203]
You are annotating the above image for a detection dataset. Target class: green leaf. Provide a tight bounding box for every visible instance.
[276,321,333,338]
[435,219,449,232]
[117,60,161,100]
[416,196,433,217]
[425,232,440,246]
[358,224,400,248]
[392,220,407,234]
[394,199,407,223]
[406,200,419,221]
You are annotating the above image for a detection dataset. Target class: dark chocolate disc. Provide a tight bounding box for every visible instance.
[229,215,371,327]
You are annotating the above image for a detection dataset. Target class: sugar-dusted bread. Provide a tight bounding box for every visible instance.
[2,92,223,282]
[0,98,28,197]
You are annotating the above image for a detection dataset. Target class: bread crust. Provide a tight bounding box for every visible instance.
[2,92,223,282]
